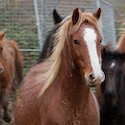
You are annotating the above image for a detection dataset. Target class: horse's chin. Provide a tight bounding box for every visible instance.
[89,84,97,87]
[86,81,101,87]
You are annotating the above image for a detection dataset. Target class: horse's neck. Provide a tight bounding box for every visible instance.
[57,43,90,107]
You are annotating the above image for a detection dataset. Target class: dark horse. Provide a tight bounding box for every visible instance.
[37,9,63,63]
[0,32,23,124]
[15,8,104,125]
[96,47,125,125]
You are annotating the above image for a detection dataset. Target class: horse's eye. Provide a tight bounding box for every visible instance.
[100,40,102,43]
[74,40,80,45]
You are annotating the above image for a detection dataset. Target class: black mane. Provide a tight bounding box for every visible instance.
[37,9,63,64]
[37,24,61,63]
[102,47,125,62]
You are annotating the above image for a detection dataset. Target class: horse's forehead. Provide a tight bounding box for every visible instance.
[83,28,97,41]
[80,23,99,35]
[79,24,98,36]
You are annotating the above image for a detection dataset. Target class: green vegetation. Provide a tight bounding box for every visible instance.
[0,1,40,75]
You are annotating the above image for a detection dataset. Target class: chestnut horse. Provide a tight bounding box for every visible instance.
[0,32,23,124]
[15,8,105,125]
[96,47,125,125]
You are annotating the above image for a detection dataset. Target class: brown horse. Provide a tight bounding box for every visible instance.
[0,32,23,124]
[15,8,104,125]
[117,34,125,53]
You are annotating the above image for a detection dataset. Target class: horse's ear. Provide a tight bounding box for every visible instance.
[101,47,106,54]
[0,32,5,41]
[101,47,108,57]
[72,8,79,25]
[93,8,101,20]
[53,9,62,24]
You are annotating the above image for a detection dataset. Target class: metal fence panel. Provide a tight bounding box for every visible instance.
[100,0,116,47]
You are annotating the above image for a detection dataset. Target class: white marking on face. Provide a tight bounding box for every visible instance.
[84,28,104,81]
[110,62,115,69]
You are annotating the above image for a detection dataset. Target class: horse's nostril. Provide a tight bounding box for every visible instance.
[88,73,95,82]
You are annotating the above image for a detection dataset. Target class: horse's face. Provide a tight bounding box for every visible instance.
[0,32,5,73]
[70,8,105,87]
[101,48,125,105]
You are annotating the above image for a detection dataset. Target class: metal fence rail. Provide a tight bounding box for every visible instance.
[0,0,116,74]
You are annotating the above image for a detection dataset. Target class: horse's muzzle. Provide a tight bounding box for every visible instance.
[86,71,105,87]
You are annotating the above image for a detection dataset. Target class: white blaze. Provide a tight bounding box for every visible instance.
[110,62,115,69]
[84,28,103,79]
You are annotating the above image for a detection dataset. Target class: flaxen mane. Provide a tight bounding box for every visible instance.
[39,10,100,96]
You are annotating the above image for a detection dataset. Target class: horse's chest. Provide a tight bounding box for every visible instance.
[46,104,98,125]
[42,86,99,125]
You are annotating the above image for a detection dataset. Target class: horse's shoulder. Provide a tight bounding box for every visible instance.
[26,61,50,78]
[20,62,50,95]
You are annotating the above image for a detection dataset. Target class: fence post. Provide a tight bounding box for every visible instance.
[40,0,46,50]
[33,0,43,50]
[111,7,117,46]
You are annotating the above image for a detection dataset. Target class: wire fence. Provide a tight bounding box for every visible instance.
[0,0,40,74]
[100,0,116,46]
